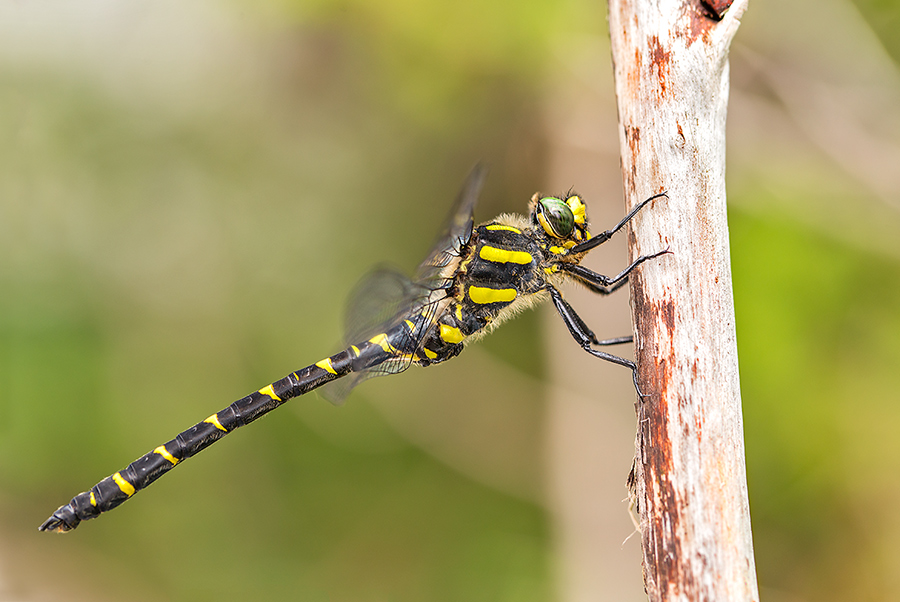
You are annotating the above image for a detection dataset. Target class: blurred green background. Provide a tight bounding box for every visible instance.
[2,0,900,600]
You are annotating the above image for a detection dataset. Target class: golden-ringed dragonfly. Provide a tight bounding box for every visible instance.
[40,165,668,533]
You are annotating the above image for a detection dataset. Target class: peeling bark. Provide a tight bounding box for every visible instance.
[607,1,759,600]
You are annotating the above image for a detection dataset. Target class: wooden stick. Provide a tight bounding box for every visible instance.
[607,1,759,599]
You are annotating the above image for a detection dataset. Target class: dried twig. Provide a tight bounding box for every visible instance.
[607,0,759,599]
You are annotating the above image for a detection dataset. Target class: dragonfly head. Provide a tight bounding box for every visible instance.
[530,193,590,244]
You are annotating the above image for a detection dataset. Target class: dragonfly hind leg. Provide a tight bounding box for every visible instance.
[547,286,648,398]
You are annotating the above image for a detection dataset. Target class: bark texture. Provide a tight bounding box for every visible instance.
[607,1,759,600]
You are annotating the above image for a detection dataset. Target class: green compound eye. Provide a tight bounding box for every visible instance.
[536,197,575,239]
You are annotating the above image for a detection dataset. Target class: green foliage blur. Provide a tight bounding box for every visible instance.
[2,0,900,600]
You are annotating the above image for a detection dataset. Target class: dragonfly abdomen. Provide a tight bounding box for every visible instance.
[38,349,360,532]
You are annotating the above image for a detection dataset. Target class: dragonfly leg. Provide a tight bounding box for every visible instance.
[559,247,671,291]
[594,335,633,346]
[567,274,629,296]
[547,286,647,398]
[569,192,668,254]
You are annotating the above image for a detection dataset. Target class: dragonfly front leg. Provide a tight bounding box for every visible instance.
[568,192,668,254]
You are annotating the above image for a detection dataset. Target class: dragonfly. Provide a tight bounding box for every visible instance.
[40,165,668,533]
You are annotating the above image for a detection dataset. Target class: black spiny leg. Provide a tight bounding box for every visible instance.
[594,335,633,346]
[566,274,629,296]
[550,288,627,349]
[569,191,668,255]
[547,286,646,396]
[559,247,671,291]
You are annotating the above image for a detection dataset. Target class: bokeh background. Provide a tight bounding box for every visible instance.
[2,0,900,600]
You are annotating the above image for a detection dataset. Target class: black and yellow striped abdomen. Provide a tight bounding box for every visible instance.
[39,323,426,532]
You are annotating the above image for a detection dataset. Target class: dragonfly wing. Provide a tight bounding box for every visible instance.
[341,268,419,342]
[415,163,487,287]
[322,165,486,404]
[320,268,441,405]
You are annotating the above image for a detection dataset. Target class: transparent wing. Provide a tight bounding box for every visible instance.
[342,267,425,345]
[415,163,487,288]
[320,268,445,404]
[321,165,486,404]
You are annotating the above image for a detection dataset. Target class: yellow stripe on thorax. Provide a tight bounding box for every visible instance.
[479,245,533,265]
[154,445,180,465]
[485,224,522,233]
[315,358,337,375]
[468,285,517,305]
[112,472,135,497]
[439,324,466,344]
